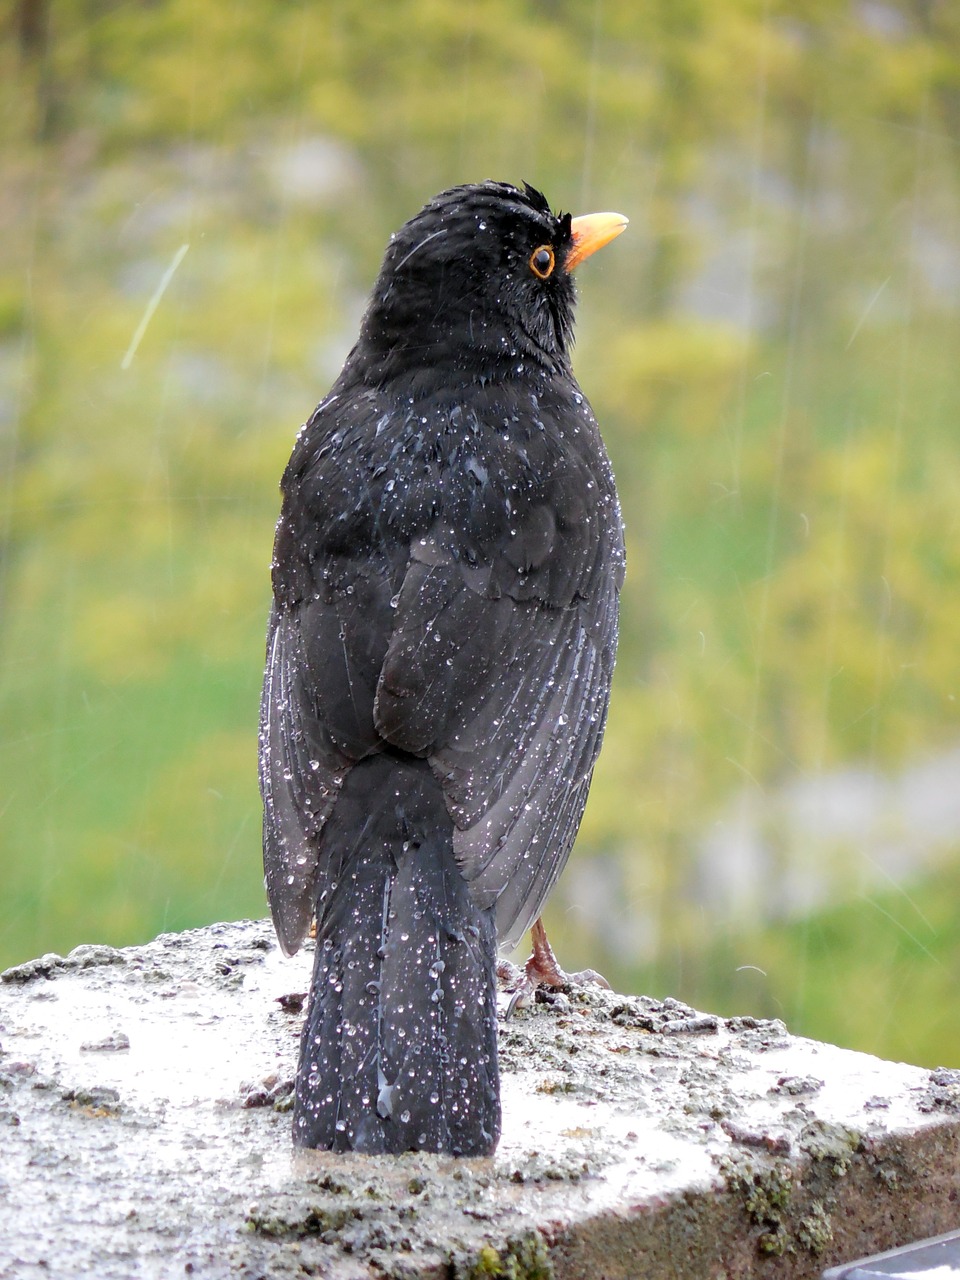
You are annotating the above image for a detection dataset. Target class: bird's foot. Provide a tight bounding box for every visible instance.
[499,918,610,1017]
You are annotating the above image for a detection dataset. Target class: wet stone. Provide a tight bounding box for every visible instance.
[1,952,69,983]
[67,944,126,970]
[79,1030,130,1053]
[772,1075,825,1098]
[61,1084,122,1115]
[1,918,959,1279]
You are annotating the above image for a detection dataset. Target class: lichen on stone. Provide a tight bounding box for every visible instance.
[798,1119,860,1174]
[797,1201,834,1255]
[451,1230,553,1279]
[720,1153,796,1257]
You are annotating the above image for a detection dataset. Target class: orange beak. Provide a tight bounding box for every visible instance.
[565,211,629,271]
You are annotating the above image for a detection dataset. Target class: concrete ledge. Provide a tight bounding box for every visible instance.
[1,919,958,1278]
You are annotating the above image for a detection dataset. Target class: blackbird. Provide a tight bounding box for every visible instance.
[260,180,626,1156]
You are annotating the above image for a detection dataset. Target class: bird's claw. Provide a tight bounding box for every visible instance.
[498,918,610,1017]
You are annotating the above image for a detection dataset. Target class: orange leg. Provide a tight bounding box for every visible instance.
[498,917,609,1016]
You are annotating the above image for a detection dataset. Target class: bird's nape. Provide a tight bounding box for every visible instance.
[351,182,626,381]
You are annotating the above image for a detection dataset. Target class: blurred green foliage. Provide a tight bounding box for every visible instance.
[1,0,959,1065]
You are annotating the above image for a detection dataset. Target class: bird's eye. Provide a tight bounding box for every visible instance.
[529,245,555,279]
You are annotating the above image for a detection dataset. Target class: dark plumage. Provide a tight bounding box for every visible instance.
[260,180,626,1155]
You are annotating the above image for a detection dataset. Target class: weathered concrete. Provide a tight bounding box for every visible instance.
[1,918,958,1279]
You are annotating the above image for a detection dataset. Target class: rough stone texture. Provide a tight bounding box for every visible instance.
[1,918,959,1279]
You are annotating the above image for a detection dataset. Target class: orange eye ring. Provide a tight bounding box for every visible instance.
[529,244,555,279]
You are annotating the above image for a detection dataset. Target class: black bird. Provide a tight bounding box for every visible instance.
[260,181,626,1156]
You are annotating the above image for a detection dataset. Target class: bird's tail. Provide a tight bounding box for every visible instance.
[293,753,500,1155]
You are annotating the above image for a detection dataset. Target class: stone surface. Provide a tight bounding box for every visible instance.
[1,918,959,1279]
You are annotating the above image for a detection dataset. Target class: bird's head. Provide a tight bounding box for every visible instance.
[354,181,627,384]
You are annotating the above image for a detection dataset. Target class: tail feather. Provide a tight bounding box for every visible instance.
[294,754,500,1155]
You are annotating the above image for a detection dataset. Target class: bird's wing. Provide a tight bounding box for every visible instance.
[374,491,622,949]
[261,532,408,956]
[259,603,345,956]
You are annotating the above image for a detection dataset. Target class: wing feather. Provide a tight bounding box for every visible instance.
[373,517,620,946]
[259,605,345,955]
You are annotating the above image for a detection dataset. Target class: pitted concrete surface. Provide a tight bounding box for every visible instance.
[1,919,959,1278]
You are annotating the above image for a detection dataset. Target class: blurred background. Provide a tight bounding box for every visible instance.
[2,1,959,1066]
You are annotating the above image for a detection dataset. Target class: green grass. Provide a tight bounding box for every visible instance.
[0,617,266,966]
